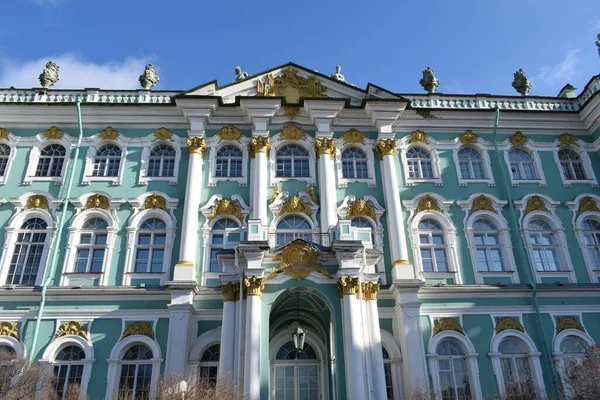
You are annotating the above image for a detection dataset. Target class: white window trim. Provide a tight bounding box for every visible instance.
[380,330,403,400]
[503,144,547,187]
[82,135,129,185]
[426,330,483,400]
[24,133,76,186]
[553,145,598,187]
[269,134,316,186]
[399,141,443,186]
[552,328,595,399]
[188,327,221,377]
[489,330,546,399]
[452,142,495,186]
[138,135,183,185]
[566,194,600,283]
[334,139,377,188]
[268,191,320,247]
[0,132,18,185]
[0,331,25,359]
[106,334,163,400]
[207,137,249,187]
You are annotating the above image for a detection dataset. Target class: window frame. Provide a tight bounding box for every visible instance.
[269,136,316,186]
[553,146,598,187]
[207,138,249,187]
[503,145,547,187]
[453,145,495,186]
[0,135,17,185]
[335,141,376,188]
[552,328,595,398]
[82,138,127,185]
[400,144,443,186]
[203,217,243,275]
[571,207,600,283]
[139,141,182,185]
[24,135,74,185]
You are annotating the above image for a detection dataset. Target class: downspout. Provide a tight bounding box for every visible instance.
[490,106,561,396]
[30,100,84,361]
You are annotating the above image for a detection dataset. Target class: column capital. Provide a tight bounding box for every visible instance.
[375,139,397,160]
[338,276,360,297]
[315,138,336,161]
[220,282,240,302]
[248,136,271,159]
[361,281,380,301]
[186,137,206,156]
[244,276,264,298]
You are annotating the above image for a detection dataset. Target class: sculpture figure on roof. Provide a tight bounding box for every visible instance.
[235,66,250,81]
[419,67,439,93]
[39,61,60,89]
[330,65,345,82]
[512,69,531,96]
[139,64,160,90]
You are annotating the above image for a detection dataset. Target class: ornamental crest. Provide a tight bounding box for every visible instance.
[495,317,525,333]
[558,133,578,147]
[255,67,326,104]
[269,240,331,281]
[459,130,478,144]
[122,321,155,340]
[55,321,89,340]
[99,126,119,140]
[217,125,244,142]
[433,317,465,336]
[578,196,600,214]
[471,195,494,213]
[0,322,19,339]
[209,198,242,222]
[84,194,110,211]
[186,137,206,155]
[0,128,9,140]
[143,194,167,210]
[346,198,376,220]
[508,131,528,146]
[525,196,547,214]
[340,128,365,144]
[24,195,49,212]
[409,130,427,143]
[416,195,441,213]
[283,105,300,120]
[154,127,173,141]
[556,316,585,333]
[315,138,336,160]
[43,126,64,140]
[278,195,312,218]
[279,123,306,141]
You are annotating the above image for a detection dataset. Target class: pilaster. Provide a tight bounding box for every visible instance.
[362,281,387,400]
[218,280,240,381]
[165,289,195,377]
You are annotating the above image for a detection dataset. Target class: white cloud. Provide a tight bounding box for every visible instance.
[440,79,465,94]
[32,0,64,6]
[534,49,580,88]
[0,54,155,89]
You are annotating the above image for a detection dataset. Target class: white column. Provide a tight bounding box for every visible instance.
[174,137,205,281]
[363,282,387,400]
[316,138,338,232]
[218,283,239,380]
[339,277,367,400]
[243,277,263,400]
[249,137,270,223]
[165,291,194,376]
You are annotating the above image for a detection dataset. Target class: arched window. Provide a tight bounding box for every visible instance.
[273,341,319,399]
[276,144,310,178]
[147,145,175,177]
[52,345,85,400]
[35,144,66,177]
[215,145,243,178]
[276,215,312,245]
[526,219,562,272]
[508,149,538,180]
[382,347,394,400]
[406,147,434,179]
[75,218,108,273]
[351,216,375,247]
[559,149,587,181]
[199,344,220,386]
[275,340,317,360]
[92,145,122,177]
[134,218,167,273]
[581,218,600,271]
[435,339,472,400]
[7,218,48,285]
[497,337,536,396]
[341,147,368,179]
[0,144,10,176]
[457,147,485,179]
[417,219,448,272]
[473,218,505,272]
[559,335,588,365]
[209,218,241,272]
[118,344,154,400]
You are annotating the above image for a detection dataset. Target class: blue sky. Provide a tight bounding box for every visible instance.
[1,0,599,96]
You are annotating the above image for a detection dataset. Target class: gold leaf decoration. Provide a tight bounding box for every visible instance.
[471,195,494,213]
[0,322,19,339]
[142,194,167,210]
[270,185,281,203]
[346,198,376,220]
[217,125,243,142]
[269,240,331,281]
[55,321,89,340]
[0,128,9,140]
[186,137,206,156]
[244,276,265,297]
[578,196,600,214]
[24,195,49,212]
[361,282,380,300]
[248,136,270,159]
[43,126,64,140]
[283,105,300,120]
[84,194,110,211]
[409,130,427,143]
[338,276,360,297]
[154,127,173,141]
[558,133,578,147]
[433,317,465,336]
[209,198,242,222]
[220,283,240,302]
[122,321,155,340]
[375,139,397,160]
[341,128,365,145]
[556,316,585,333]
[508,131,528,146]
[314,138,336,160]
[525,195,547,214]
[416,195,441,213]
[459,129,478,144]
[495,317,525,333]
[255,67,326,103]
[99,126,120,140]
[278,195,312,218]
[279,123,306,141]
[306,185,317,203]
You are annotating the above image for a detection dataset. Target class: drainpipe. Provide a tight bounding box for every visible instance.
[29,100,85,361]
[490,106,561,396]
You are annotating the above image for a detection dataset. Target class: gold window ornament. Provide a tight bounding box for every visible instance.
[142,194,167,210]
[495,316,525,333]
[0,127,9,140]
[42,126,64,140]
[279,123,306,141]
[255,67,326,103]
[340,128,365,145]
[416,195,441,213]
[84,194,110,211]
[433,317,465,336]
[216,125,244,142]
[578,196,600,214]
[0,321,19,339]
[24,195,50,212]
[99,126,120,140]
[269,240,331,281]
[508,131,528,146]
[558,133,578,147]
[346,198,376,220]
[55,321,90,340]
[556,316,585,333]
[470,195,494,213]
[153,127,173,141]
[278,195,312,218]
[409,130,427,143]
[459,129,478,144]
[208,198,242,221]
[525,195,548,214]
[121,321,155,340]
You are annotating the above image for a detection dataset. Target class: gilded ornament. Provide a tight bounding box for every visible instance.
[55,321,89,340]
[375,139,397,160]
[525,195,547,214]
[220,283,240,302]
[556,316,585,333]
[433,317,465,336]
[217,125,244,142]
[270,186,281,203]
[346,198,376,220]
[154,127,173,141]
[508,131,528,146]
[142,194,167,210]
[244,276,264,297]
[471,195,494,213]
[84,194,110,211]
[340,128,365,145]
[0,322,19,339]
[186,137,206,156]
[255,67,326,103]
[269,240,332,281]
[361,282,380,300]
[209,198,242,222]
[248,136,270,159]
[409,130,427,143]
[459,130,478,144]
[558,133,578,147]
[416,195,441,213]
[338,276,360,297]
[279,123,306,141]
[24,195,49,212]
[42,126,64,140]
[122,321,155,340]
[99,126,120,140]
[278,195,312,218]
[495,317,525,333]
[283,105,300,120]
[0,128,9,140]
[315,138,336,160]
[578,196,600,214]
[307,185,318,203]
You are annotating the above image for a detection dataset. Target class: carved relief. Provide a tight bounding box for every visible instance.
[558,133,578,147]
[208,198,242,222]
[508,131,528,146]
[269,240,331,281]
[416,195,441,213]
[24,195,49,212]
[525,196,547,214]
[459,130,478,144]
[0,322,19,339]
[495,317,525,333]
[255,67,326,103]
[346,198,376,220]
[340,128,365,145]
[122,321,155,340]
[279,123,306,141]
[84,194,110,211]
[244,276,264,297]
[315,138,336,160]
[99,126,120,140]
[409,130,428,143]
[42,126,64,140]
[578,196,600,214]
[186,137,206,156]
[556,316,585,333]
[142,194,167,210]
[217,125,244,142]
[375,139,397,160]
[471,195,494,213]
[278,195,312,218]
[433,317,465,336]
[248,136,270,159]
[283,105,300,120]
[0,128,9,140]
[154,127,173,141]
[55,321,90,340]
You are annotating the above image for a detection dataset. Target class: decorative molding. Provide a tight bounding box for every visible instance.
[255,67,326,102]
[244,276,264,297]
[558,133,578,147]
[346,198,376,220]
[42,126,64,140]
[99,126,120,140]
[122,321,155,340]
[375,139,397,160]
[153,127,173,141]
[433,317,465,336]
[338,276,360,297]
[208,198,242,221]
[142,194,167,211]
[556,316,585,333]
[220,283,240,302]
[54,321,89,340]
[495,317,525,333]
[416,195,441,213]
[84,194,110,211]
[459,129,478,144]
[340,128,365,144]
[24,194,49,212]
[217,125,243,142]
[0,321,19,339]
[186,137,206,156]
[283,105,300,120]
[0,128,9,140]
[525,195,548,214]
[306,185,317,203]
[361,282,380,300]
[409,130,427,143]
[270,185,280,203]
[277,195,312,218]
[269,240,331,281]
[315,138,336,160]
[508,131,528,146]
[279,123,306,141]
[248,136,270,159]
[470,195,494,213]
[578,196,600,214]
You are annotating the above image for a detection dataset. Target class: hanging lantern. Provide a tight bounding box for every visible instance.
[291,323,306,352]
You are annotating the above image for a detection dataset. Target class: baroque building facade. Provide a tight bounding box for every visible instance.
[0,63,599,399]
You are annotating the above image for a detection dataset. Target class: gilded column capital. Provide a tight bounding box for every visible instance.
[220,283,240,302]
[338,276,360,297]
[361,282,380,300]
[186,137,206,156]
[244,276,265,298]
[248,136,271,159]
[315,138,336,161]
[375,139,397,160]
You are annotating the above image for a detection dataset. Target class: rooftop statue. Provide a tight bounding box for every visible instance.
[419,67,439,93]
[330,65,345,82]
[139,64,160,90]
[235,66,250,81]
[39,61,59,89]
[512,69,531,96]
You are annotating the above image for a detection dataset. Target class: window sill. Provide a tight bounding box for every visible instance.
[64,272,103,277]
[127,272,166,276]
[422,271,456,278]
[23,176,65,185]
[207,176,247,187]
[81,176,121,185]
[139,176,178,186]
